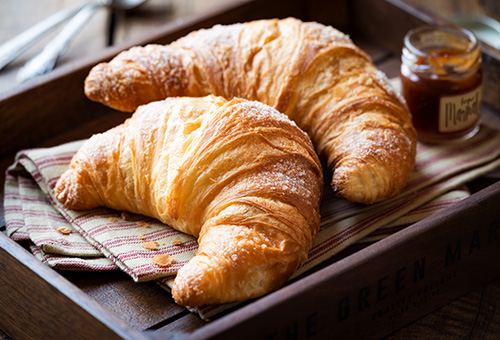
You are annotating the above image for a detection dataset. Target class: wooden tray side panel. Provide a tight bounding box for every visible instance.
[0,69,110,159]
[0,234,152,340]
[186,182,500,340]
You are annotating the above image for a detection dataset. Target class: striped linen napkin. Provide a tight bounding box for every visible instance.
[357,186,471,243]
[4,170,117,272]
[3,123,500,318]
[4,141,198,280]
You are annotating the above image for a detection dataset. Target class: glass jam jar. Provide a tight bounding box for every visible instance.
[400,25,482,144]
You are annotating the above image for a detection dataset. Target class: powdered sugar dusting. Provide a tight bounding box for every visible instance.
[251,157,317,203]
[241,100,310,138]
[321,24,351,43]
[374,70,407,106]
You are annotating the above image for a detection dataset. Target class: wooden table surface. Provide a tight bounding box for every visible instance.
[1,0,500,339]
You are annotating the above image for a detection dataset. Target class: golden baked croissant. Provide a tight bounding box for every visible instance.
[84,17,417,204]
[54,95,323,307]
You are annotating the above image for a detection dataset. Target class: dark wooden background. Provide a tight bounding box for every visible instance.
[0,0,499,339]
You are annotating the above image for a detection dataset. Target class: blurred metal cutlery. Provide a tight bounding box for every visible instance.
[0,5,84,71]
[9,0,147,83]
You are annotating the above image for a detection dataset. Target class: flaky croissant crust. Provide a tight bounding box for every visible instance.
[85,17,417,204]
[54,96,323,306]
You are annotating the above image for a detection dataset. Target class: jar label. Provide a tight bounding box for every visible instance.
[439,86,482,133]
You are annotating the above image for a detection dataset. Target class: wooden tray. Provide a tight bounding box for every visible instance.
[1,0,500,339]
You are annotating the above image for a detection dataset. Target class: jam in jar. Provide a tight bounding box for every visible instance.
[401,25,482,144]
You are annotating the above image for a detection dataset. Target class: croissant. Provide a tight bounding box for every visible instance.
[54,95,323,306]
[84,17,417,204]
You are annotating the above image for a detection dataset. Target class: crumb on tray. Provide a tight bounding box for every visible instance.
[56,226,72,235]
[152,254,175,268]
[142,241,159,250]
[136,221,150,228]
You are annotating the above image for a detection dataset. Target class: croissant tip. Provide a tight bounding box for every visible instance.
[171,275,207,307]
[54,168,99,210]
